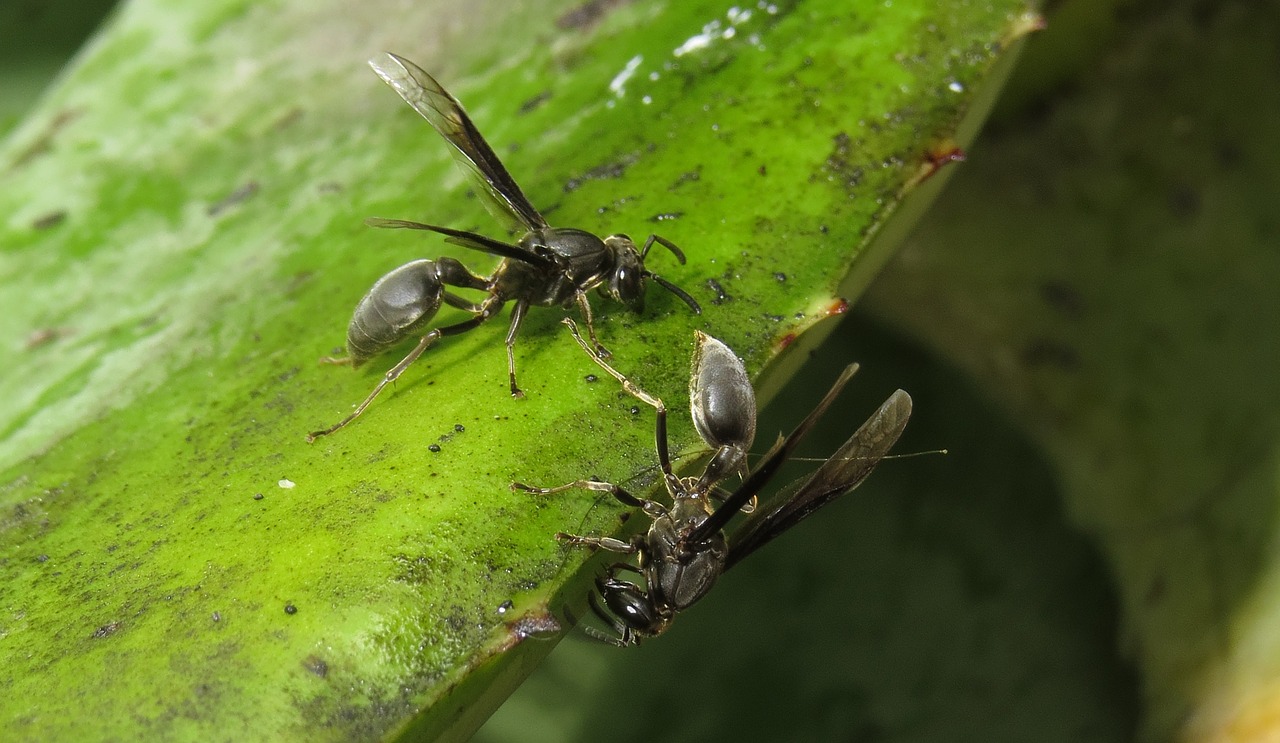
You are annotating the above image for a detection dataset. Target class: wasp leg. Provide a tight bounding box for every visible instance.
[562,318,677,487]
[554,532,636,553]
[440,292,484,313]
[708,485,758,514]
[307,297,502,442]
[502,299,529,398]
[572,291,610,358]
[512,478,667,519]
[561,319,659,409]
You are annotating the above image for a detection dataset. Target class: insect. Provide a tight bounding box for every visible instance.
[307,53,700,441]
[514,319,912,646]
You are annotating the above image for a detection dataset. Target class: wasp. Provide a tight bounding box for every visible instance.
[514,320,912,645]
[308,54,699,441]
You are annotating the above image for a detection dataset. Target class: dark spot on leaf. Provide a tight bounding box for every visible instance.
[428,444,441,453]
[24,327,73,350]
[284,603,297,615]
[823,132,865,195]
[564,154,637,192]
[92,621,122,638]
[518,90,552,114]
[273,107,303,130]
[11,108,81,170]
[669,167,702,190]
[302,655,329,678]
[207,181,260,217]
[253,493,264,500]
[32,210,66,230]
[705,278,729,305]
[556,0,631,30]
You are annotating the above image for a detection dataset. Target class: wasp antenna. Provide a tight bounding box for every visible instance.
[647,272,702,314]
[640,234,688,264]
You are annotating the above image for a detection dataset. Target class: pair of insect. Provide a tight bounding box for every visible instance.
[311,53,912,645]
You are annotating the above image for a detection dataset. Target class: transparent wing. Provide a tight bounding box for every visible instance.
[369,52,548,233]
[725,389,912,569]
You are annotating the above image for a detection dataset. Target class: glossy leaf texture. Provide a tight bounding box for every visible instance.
[0,0,1034,740]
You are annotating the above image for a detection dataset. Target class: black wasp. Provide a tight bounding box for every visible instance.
[514,320,912,645]
[308,53,700,441]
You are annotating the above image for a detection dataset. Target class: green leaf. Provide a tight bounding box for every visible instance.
[0,0,1033,739]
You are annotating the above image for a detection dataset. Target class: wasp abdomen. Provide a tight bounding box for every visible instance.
[347,259,445,367]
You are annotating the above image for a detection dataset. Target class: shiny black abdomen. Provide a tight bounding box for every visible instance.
[347,259,444,366]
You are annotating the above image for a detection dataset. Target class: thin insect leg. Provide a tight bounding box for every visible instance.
[440,292,484,313]
[573,291,610,358]
[318,355,353,366]
[561,319,661,411]
[504,300,529,398]
[511,479,665,516]
[563,318,676,480]
[708,485,757,514]
[307,304,498,442]
[611,562,644,576]
[554,532,637,554]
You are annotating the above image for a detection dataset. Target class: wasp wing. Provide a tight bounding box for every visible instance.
[725,389,911,570]
[369,53,549,234]
[364,218,555,269]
